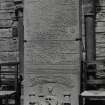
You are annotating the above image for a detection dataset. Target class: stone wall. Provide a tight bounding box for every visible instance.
[95,1,105,77]
[1,0,105,105]
[0,1,19,63]
[0,0,23,105]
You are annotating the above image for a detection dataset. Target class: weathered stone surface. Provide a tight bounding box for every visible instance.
[0,38,18,51]
[96,6,105,13]
[0,52,19,63]
[0,1,14,9]
[24,0,80,105]
[96,0,105,6]
[0,1,20,104]
[96,33,105,42]
[25,31,79,40]
[96,43,105,48]
[95,22,105,32]
[25,53,79,65]
[25,67,80,74]
[96,48,105,56]
[25,41,79,54]
[96,42,105,56]
[0,12,12,19]
[0,28,12,37]
[1,65,17,71]
[96,12,105,21]
[0,20,12,27]
[24,65,80,74]
[24,0,79,41]
[24,73,79,105]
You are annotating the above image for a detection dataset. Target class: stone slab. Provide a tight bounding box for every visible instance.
[0,20,12,27]
[25,53,80,65]
[25,40,79,54]
[24,0,80,105]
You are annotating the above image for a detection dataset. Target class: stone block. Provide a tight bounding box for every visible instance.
[0,12,12,19]
[96,12,105,21]
[0,38,18,51]
[24,0,80,105]
[0,28,12,37]
[95,22,105,32]
[24,0,79,40]
[25,52,80,65]
[96,33,105,42]
[0,20,12,27]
